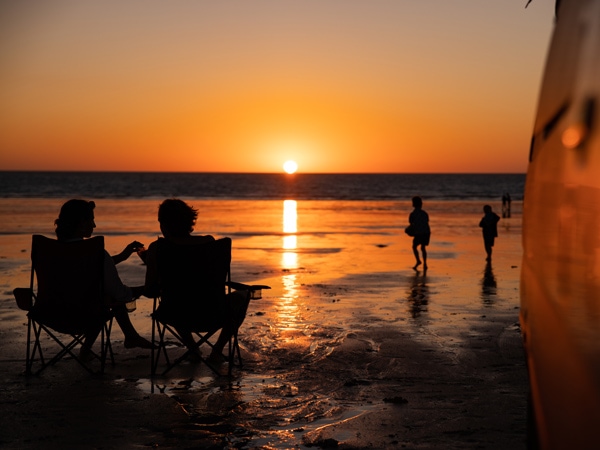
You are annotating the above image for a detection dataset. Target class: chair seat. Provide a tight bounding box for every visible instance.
[28,306,111,336]
[153,298,226,332]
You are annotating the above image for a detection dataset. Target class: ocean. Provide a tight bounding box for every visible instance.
[0,171,524,291]
[0,172,524,201]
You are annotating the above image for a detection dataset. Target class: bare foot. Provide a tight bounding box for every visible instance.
[187,349,203,363]
[207,352,227,364]
[124,335,156,349]
[79,346,95,362]
[413,261,422,270]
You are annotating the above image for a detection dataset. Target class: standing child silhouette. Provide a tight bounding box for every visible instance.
[479,204,500,262]
[408,196,431,270]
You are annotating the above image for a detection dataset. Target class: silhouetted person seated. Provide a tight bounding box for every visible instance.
[54,199,154,358]
[143,198,248,363]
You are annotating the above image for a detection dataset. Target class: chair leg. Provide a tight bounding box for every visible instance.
[151,321,163,377]
[151,321,173,376]
[151,322,225,377]
[104,319,115,366]
[100,323,107,374]
[151,317,156,376]
[28,322,46,374]
[227,336,234,376]
[25,317,32,375]
[27,320,112,375]
[226,332,243,376]
[159,325,214,376]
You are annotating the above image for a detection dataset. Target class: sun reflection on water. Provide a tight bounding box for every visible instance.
[279,274,300,332]
[279,200,301,333]
[282,199,298,271]
[283,199,297,234]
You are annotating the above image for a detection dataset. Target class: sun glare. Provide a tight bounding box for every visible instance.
[283,160,298,174]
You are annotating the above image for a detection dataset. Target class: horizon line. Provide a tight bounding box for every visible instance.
[0,169,527,175]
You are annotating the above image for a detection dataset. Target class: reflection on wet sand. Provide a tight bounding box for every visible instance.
[279,200,303,337]
[282,199,298,273]
[279,273,300,333]
[283,199,297,234]
[406,270,429,319]
[481,262,497,304]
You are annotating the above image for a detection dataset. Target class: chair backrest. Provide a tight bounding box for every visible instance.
[30,234,107,334]
[155,237,232,330]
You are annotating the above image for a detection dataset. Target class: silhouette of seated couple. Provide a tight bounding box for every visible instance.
[54,198,246,364]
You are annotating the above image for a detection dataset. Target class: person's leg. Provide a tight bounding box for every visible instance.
[79,327,102,360]
[412,242,422,268]
[112,304,154,349]
[209,291,249,361]
[174,327,203,361]
[484,237,493,261]
[421,244,428,269]
[209,325,234,362]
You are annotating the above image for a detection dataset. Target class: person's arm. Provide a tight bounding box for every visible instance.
[112,240,145,265]
[103,251,133,304]
[143,242,160,298]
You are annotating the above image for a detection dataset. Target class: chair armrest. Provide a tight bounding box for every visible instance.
[13,288,33,311]
[226,281,271,291]
[226,281,271,299]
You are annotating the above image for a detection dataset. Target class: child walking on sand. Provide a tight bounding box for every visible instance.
[479,204,500,262]
[408,196,431,270]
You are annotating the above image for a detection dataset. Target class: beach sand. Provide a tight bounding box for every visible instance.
[0,199,527,449]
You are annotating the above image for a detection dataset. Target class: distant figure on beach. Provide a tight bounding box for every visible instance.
[54,199,154,356]
[408,196,431,270]
[479,204,500,262]
[143,198,249,363]
[501,192,511,218]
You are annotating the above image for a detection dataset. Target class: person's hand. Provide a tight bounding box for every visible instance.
[131,285,145,299]
[113,241,146,265]
[124,241,145,257]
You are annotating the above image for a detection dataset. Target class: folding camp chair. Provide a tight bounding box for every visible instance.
[13,235,114,375]
[150,237,269,376]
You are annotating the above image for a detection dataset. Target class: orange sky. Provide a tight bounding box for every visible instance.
[0,1,555,173]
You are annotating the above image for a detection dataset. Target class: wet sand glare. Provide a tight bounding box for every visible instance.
[0,198,527,449]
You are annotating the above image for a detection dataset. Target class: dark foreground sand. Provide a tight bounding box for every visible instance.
[0,276,527,449]
[0,200,528,449]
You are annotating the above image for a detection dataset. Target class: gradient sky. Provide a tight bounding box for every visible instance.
[0,1,555,173]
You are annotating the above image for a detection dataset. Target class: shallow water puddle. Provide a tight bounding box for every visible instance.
[128,371,381,448]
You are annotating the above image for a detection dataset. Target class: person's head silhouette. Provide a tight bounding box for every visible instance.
[55,199,96,240]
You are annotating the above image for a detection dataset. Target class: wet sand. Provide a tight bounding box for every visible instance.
[0,199,527,449]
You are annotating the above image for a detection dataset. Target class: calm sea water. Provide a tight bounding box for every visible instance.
[0,172,524,201]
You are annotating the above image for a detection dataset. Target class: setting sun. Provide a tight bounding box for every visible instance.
[283,160,298,174]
